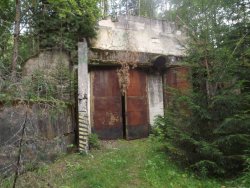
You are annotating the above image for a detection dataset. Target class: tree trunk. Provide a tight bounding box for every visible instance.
[11,0,21,81]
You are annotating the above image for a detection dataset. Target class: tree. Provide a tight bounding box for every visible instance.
[30,0,101,51]
[154,0,250,177]
[0,0,101,100]
[11,0,21,80]
[0,0,14,78]
[100,0,109,17]
[110,0,162,18]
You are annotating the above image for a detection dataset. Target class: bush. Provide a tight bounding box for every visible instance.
[89,133,100,150]
[153,85,250,178]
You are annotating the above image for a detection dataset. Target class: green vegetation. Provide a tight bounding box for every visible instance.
[0,0,249,185]
[89,133,101,149]
[32,0,101,50]
[110,0,167,19]
[153,0,250,178]
[1,139,230,188]
[0,0,101,104]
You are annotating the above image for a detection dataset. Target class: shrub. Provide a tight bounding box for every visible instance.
[153,84,250,177]
[89,133,101,150]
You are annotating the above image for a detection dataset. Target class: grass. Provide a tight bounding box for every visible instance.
[0,138,239,188]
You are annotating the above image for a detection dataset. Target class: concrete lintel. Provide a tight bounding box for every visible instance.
[89,48,184,66]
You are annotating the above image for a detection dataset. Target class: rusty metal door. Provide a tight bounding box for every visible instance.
[165,67,190,89]
[126,69,149,139]
[91,68,123,139]
[164,66,190,107]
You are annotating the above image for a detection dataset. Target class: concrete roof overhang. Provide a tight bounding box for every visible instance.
[89,15,188,69]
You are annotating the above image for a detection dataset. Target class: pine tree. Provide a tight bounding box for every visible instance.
[154,0,250,177]
[30,0,101,50]
[0,0,14,78]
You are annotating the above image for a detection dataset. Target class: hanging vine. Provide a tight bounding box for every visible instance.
[117,50,139,95]
[115,0,139,95]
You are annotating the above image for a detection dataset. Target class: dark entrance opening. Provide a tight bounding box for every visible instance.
[121,95,127,139]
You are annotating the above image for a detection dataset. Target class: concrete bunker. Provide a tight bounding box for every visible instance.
[78,15,191,141]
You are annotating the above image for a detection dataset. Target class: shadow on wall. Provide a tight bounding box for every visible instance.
[0,103,76,177]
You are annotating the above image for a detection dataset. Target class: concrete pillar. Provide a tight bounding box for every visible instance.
[148,73,164,126]
[78,40,89,152]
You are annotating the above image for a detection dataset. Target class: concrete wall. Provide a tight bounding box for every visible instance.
[91,16,187,57]
[0,103,76,176]
[0,51,76,176]
[23,51,70,77]
[22,51,73,101]
[147,73,164,126]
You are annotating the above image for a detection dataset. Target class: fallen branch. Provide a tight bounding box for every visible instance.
[12,111,28,188]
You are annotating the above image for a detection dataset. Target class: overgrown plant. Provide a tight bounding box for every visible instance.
[116,18,138,95]
[153,0,250,178]
[0,0,100,181]
[89,133,101,149]
[31,0,101,51]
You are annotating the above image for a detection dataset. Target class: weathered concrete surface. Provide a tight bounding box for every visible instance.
[148,73,164,125]
[0,103,76,177]
[78,41,89,152]
[91,16,187,57]
[23,51,70,77]
[22,51,73,101]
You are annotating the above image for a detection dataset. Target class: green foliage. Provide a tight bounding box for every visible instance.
[153,0,250,178]
[31,0,101,51]
[0,0,14,77]
[139,0,158,18]
[1,0,101,82]
[0,139,225,188]
[88,133,101,149]
[0,0,100,105]
[228,157,250,187]
[154,89,250,177]
[111,0,164,19]
[242,158,250,187]
[0,59,75,117]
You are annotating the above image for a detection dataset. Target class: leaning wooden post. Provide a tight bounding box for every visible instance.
[78,40,89,153]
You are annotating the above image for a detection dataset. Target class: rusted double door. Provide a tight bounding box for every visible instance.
[90,68,149,140]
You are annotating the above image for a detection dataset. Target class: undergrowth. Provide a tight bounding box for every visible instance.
[0,138,230,188]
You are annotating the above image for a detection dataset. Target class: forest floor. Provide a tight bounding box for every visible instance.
[0,138,246,188]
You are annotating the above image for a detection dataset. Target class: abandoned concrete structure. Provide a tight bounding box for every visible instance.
[78,15,190,148]
[0,51,77,175]
[0,16,191,170]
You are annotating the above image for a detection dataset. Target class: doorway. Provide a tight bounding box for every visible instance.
[90,67,149,140]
